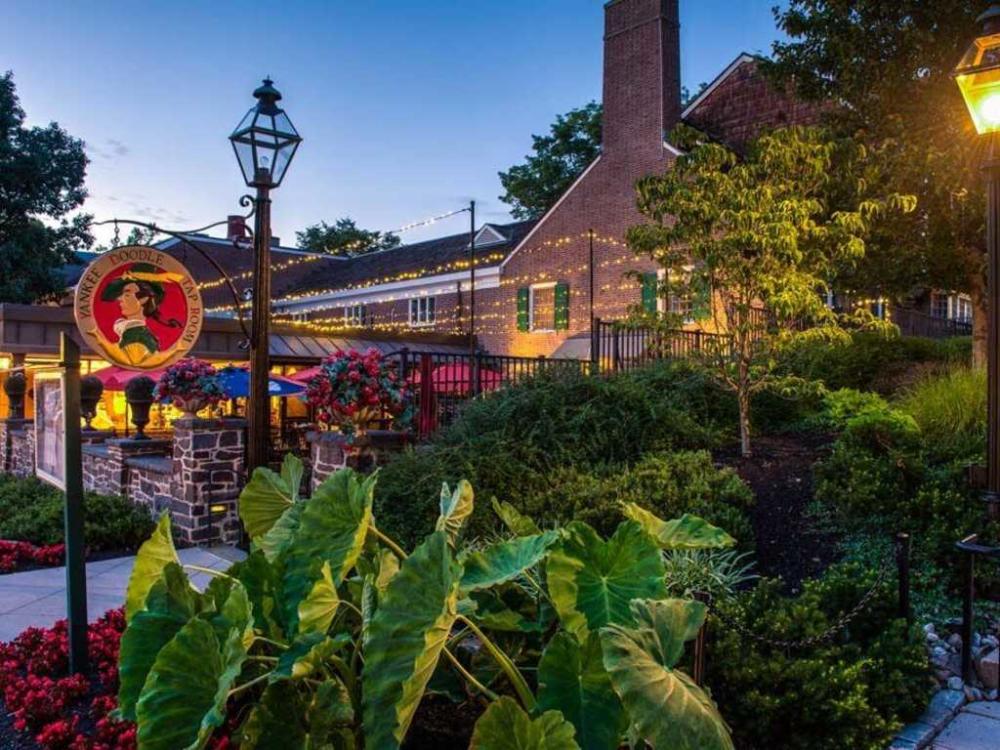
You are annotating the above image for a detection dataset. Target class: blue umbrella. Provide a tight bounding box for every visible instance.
[217,366,305,398]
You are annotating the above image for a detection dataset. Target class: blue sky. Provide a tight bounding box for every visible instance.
[2,1,784,248]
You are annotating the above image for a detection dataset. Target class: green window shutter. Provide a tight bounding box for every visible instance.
[641,272,658,314]
[517,287,530,332]
[554,282,570,330]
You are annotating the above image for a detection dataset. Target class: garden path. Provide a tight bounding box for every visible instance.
[0,546,245,641]
[890,691,1000,749]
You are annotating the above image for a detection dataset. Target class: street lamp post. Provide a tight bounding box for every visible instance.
[229,78,301,472]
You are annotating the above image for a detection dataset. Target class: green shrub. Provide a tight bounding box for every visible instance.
[895,367,986,462]
[705,563,929,750]
[0,475,155,551]
[376,362,737,547]
[781,331,970,394]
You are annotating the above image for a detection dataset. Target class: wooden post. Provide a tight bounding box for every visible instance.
[61,333,88,674]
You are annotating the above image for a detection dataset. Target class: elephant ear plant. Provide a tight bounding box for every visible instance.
[117,454,736,749]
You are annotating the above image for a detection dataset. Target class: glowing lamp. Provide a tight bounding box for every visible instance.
[956,6,1000,134]
[229,78,301,187]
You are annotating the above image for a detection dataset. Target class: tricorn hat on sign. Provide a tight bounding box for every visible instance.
[100,263,183,305]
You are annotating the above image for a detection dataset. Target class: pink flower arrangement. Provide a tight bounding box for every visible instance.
[0,540,65,574]
[305,348,413,437]
[153,358,225,410]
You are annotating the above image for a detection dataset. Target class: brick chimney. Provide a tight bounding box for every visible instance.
[226,215,247,241]
[602,0,681,157]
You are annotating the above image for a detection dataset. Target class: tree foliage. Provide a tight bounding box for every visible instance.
[498,102,602,220]
[0,71,91,302]
[629,124,914,455]
[764,0,987,361]
[296,217,401,256]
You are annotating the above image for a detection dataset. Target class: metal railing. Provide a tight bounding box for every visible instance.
[591,318,731,374]
[891,307,973,339]
[390,348,590,439]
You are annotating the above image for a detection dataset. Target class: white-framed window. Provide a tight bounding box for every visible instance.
[657,268,695,323]
[954,295,972,322]
[290,311,310,323]
[343,304,367,326]
[529,282,557,332]
[408,296,436,327]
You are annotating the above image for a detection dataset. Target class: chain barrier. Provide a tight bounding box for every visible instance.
[701,541,898,652]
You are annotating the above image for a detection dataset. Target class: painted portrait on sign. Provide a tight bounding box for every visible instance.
[74,246,204,371]
[34,372,65,489]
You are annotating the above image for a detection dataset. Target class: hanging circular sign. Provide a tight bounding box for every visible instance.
[74,245,204,370]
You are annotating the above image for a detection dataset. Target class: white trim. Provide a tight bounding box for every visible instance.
[501,155,603,270]
[528,281,558,333]
[680,53,758,120]
[276,266,501,315]
[473,225,507,247]
[663,140,685,157]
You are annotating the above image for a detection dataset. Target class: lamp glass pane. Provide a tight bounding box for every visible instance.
[233,138,256,183]
[957,33,1000,134]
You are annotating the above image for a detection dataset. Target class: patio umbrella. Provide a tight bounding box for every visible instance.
[217,366,304,398]
[411,362,502,396]
[91,366,169,391]
[288,365,322,383]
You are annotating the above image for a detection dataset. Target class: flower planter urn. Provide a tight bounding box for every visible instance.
[4,371,27,420]
[171,395,209,419]
[80,375,104,429]
[124,376,156,440]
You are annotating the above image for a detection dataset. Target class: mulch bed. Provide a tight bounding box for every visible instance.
[718,432,841,593]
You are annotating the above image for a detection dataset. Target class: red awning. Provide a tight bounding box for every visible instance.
[289,365,322,383]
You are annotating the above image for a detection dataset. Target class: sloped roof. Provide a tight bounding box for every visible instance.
[280,219,536,301]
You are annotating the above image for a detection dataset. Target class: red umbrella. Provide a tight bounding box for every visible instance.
[90,366,169,391]
[411,362,502,395]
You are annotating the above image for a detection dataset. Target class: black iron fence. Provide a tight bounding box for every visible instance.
[591,317,731,374]
[891,307,973,339]
[390,348,590,439]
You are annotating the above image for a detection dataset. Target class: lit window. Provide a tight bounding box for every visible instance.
[668,293,694,322]
[658,267,695,322]
[409,297,436,327]
[290,311,309,323]
[344,304,367,326]
[955,296,972,322]
[530,283,556,331]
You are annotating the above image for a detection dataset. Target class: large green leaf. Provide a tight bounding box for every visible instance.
[125,513,179,622]
[362,531,462,749]
[537,632,626,750]
[546,521,666,638]
[256,500,306,562]
[298,561,340,635]
[459,532,559,593]
[230,550,285,639]
[272,631,351,682]
[599,599,733,750]
[621,504,736,550]
[118,563,199,721]
[307,678,355,750]
[436,480,474,545]
[280,469,376,634]
[469,696,579,750]
[492,497,540,536]
[240,453,303,540]
[136,619,248,750]
[241,681,308,749]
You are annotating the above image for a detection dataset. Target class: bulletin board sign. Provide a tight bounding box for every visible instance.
[34,369,66,490]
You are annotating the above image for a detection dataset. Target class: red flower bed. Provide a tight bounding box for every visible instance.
[0,540,65,574]
[0,610,236,750]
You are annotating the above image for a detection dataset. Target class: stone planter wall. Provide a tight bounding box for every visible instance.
[308,430,409,490]
[9,423,34,479]
[170,418,246,545]
[0,418,31,473]
[82,439,171,498]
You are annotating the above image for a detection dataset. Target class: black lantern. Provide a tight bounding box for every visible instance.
[229,78,301,188]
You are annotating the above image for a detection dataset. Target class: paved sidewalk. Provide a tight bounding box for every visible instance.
[890,690,1000,749]
[0,546,245,642]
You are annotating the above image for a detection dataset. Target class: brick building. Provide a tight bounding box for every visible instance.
[266,0,832,357]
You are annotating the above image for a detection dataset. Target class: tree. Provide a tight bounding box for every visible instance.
[628,125,914,456]
[763,1,987,362]
[0,71,91,302]
[296,218,401,256]
[498,102,602,220]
